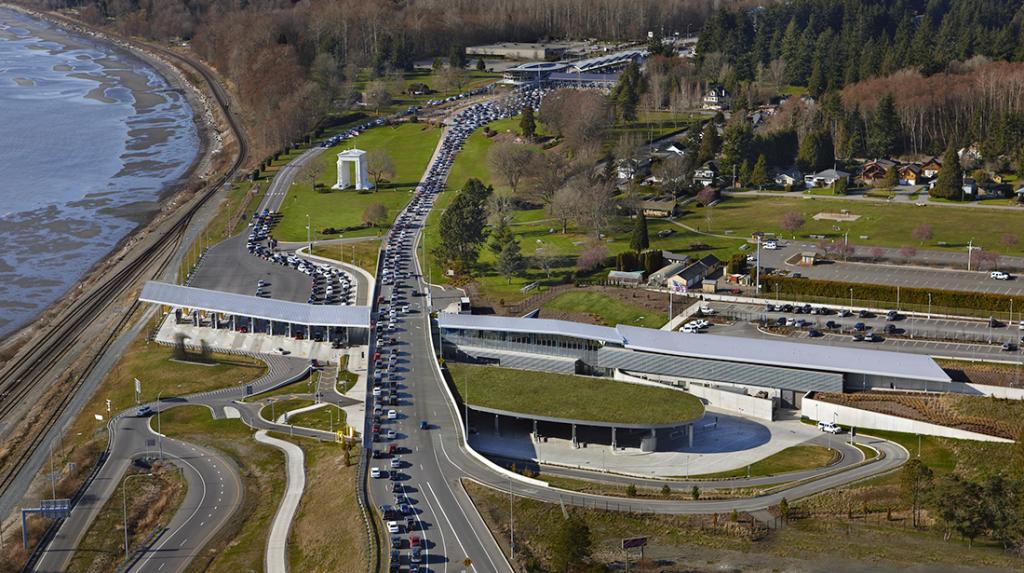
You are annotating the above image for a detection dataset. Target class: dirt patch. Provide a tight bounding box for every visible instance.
[812,211,861,222]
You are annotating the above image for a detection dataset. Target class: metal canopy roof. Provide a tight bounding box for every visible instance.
[437,312,621,344]
[438,313,951,383]
[140,281,370,328]
[615,325,951,383]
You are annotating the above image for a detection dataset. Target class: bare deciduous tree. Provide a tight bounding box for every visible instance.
[364,81,392,115]
[362,202,389,228]
[488,142,534,195]
[366,148,395,190]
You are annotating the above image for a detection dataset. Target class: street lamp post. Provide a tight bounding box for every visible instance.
[848,288,853,311]
[927,293,932,320]
[123,473,154,560]
[306,214,312,250]
[157,392,163,462]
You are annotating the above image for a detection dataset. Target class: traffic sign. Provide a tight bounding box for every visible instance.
[622,536,647,549]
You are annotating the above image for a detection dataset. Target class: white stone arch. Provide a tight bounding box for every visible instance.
[333,148,371,190]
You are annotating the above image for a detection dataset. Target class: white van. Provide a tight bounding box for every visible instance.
[817,421,843,434]
[681,323,701,333]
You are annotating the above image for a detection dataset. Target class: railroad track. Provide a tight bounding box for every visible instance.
[0,33,249,501]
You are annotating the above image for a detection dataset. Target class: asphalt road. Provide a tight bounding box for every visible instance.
[758,240,1024,296]
[189,234,312,303]
[34,355,310,573]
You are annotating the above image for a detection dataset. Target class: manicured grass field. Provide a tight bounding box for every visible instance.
[692,444,840,478]
[311,239,381,275]
[287,404,347,433]
[543,291,666,329]
[275,123,441,241]
[447,364,703,425]
[608,109,707,144]
[690,195,1024,255]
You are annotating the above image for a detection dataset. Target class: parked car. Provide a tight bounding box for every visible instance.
[1003,342,1019,352]
[991,271,1011,280]
[817,421,843,434]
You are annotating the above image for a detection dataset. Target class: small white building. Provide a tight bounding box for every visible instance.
[804,168,850,188]
[774,167,803,188]
[693,161,719,187]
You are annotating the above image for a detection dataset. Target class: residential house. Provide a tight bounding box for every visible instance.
[616,156,652,180]
[898,163,922,186]
[860,159,897,185]
[773,167,803,189]
[638,199,677,218]
[804,168,850,188]
[702,86,730,110]
[958,144,982,164]
[665,255,721,291]
[693,161,718,187]
[921,157,942,178]
[648,260,691,286]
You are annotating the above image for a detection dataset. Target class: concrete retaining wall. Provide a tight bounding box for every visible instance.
[612,370,774,421]
[802,394,1014,443]
[686,384,775,421]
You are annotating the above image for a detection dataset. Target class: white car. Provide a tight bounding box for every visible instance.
[385,429,397,439]
[699,305,716,315]
[387,409,398,420]
[370,467,382,478]
[763,241,778,250]
[817,421,843,434]
[991,271,1011,280]
[387,521,400,534]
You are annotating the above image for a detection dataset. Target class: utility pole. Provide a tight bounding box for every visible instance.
[157,392,163,462]
[967,239,976,271]
[755,235,761,296]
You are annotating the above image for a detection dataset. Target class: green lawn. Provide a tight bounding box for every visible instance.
[544,291,666,329]
[287,404,347,433]
[447,364,703,425]
[352,69,501,115]
[692,444,840,478]
[686,195,1024,255]
[311,239,381,275]
[608,109,708,145]
[275,123,442,241]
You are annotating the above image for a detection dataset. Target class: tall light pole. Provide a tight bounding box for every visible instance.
[509,475,515,561]
[755,236,761,296]
[848,288,853,311]
[927,293,932,320]
[122,473,154,561]
[967,239,976,271]
[306,214,312,250]
[156,392,163,462]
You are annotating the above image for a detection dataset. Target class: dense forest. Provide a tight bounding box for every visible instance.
[697,0,1024,94]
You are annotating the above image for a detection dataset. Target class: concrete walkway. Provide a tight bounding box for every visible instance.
[254,430,306,573]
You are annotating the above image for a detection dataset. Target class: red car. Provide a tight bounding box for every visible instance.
[409,535,422,548]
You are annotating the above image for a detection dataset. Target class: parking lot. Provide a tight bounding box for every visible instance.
[689,300,1024,363]
[757,241,1024,297]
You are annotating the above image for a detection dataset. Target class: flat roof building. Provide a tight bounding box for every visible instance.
[438,313,952,411]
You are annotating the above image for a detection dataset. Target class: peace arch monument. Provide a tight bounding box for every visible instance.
[333,148,371,190]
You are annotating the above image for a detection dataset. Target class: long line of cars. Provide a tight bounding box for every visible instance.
[367,85,546,573]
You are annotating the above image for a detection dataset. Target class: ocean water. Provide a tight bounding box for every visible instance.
[0,9,198,339]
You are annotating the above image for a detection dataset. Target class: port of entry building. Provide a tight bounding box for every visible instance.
[140,281,371,344]
[437,313,951,410]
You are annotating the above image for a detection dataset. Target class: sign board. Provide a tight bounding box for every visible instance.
[39,499,71,519]
[134,378,141,394]
[622,536,647,549]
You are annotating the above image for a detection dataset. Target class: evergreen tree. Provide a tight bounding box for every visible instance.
[720,119,753,175]
[488,217,512,256]
[448,44,467,69]
[610,61,642,122]
[867,94,901,158]
[630,211,650,252]
[696,122,721,165]
[436,178,491,273]
[475,57,486,72]
[432,57,444,74]
[750,154,770,189]
[496,238,525,284]
[841,108,867,160]
[796,130,834,173]
[931,143,963,200]
[549,513,593,573]
[519,107,536,140]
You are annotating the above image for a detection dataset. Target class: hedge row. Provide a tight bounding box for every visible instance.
[763,276,1016,315]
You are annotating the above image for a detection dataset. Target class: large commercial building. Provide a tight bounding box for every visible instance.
[437,314,951,411]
